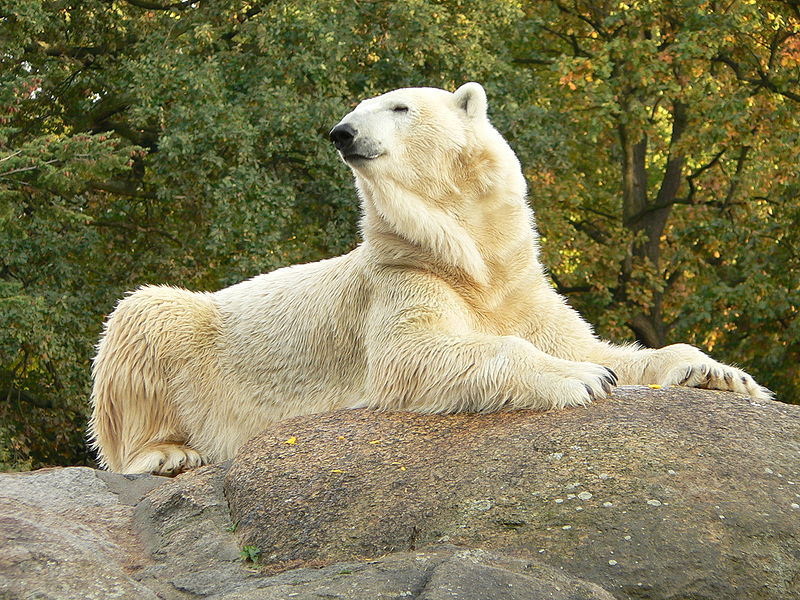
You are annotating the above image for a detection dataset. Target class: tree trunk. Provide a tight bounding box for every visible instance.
[617,102,688,348]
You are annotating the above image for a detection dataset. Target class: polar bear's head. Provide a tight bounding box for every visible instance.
[329,83,531,286]
[329,83,524,202]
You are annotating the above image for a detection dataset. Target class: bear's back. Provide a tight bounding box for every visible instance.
[211,248,373,411]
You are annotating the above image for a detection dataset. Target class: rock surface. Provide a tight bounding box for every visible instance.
[0,467,164,600]
[1,387,798,600]
[0,466,609,600]
[227,386,800,599]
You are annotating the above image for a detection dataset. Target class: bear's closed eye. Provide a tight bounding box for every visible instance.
[393,105,409,113]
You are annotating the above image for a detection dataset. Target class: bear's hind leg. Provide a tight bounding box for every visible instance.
[123,442,205,476]
[90,285,219,474]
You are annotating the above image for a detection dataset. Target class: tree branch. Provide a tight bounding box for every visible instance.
[628,312,664,349]
[580,205,616,221]
[684,148,726,206]
[569,218,610,245]
[555,1,609,39]
[89,180,156,199]
[0,150,22,163]
[116,0,197,10]
[755,72,800,103]
[2,387,52,409]
[781,0,800,21]
[654,101,688,208]
[25,43,109,61]
[624,144,724,226]
[713,52,800,103]
[0,160,61,178]
[767,30,792,71]
[97,119,158,149]
[723,145,750,208]
[512,57,556,66]
[540,25,593,58]
[89,219,183,247]
[549,270,592,295]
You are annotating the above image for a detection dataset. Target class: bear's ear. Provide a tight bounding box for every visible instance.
[453,82,487,120]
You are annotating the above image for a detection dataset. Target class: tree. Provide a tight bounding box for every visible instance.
[510,0,800,399]
[0,0,523,468]
[1,0,797,470]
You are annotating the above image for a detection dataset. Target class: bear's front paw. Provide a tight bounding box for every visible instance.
[661,362,773,401]
[544,361,618,409]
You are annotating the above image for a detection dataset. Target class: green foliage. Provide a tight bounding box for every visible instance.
[240,545,261,563]
[1,0,798,470]
[513,0,800,401]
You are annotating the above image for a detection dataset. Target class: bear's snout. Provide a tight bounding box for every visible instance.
[329,123,357,153]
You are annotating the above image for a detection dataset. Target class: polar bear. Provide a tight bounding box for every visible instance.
[89,83,771,475]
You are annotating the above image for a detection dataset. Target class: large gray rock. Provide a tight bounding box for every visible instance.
[1,386,797,599]
[0,459,612,600]
[206,547,614,600]
[226,386,800,599]
[0,467,166,600]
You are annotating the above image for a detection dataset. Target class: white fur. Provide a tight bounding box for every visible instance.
[89,83,772,475]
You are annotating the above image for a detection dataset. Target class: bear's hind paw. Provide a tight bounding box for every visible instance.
[123,443,205,476]
[662,363,773,401]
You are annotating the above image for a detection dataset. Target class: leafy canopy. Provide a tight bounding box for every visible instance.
[1,0,797,469]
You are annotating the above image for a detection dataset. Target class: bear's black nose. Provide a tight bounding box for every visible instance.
[329,123,357,152]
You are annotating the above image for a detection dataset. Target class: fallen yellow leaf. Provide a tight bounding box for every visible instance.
[648,384,662,389]
[284,436,297,445]
[368,440,381,444]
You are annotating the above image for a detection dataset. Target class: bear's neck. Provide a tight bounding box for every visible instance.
[357,175,539,289]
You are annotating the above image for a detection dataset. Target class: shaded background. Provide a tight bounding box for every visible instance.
[1,0,798,470]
